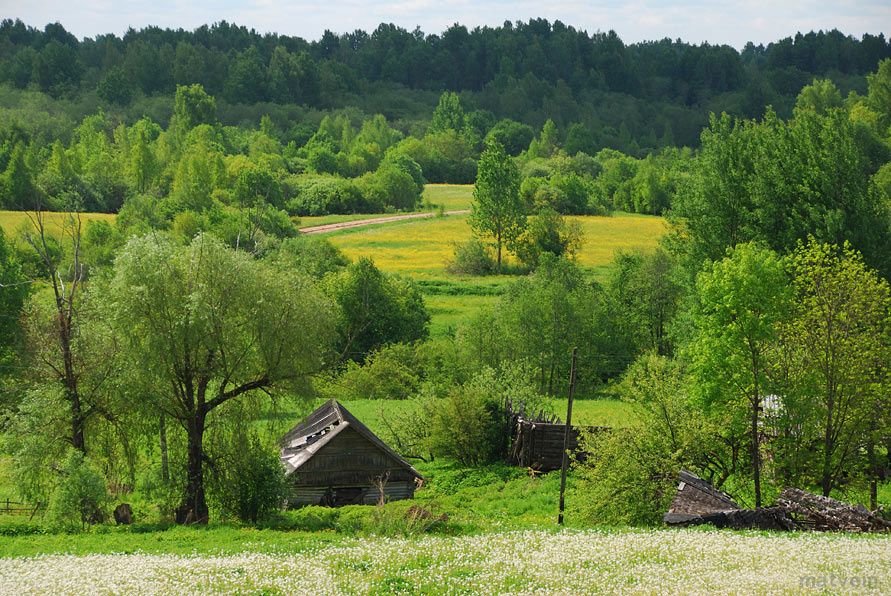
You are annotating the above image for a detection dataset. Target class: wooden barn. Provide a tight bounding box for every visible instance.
[278,399,422,507]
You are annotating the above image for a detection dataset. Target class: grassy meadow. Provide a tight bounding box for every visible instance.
[0,210,115,238]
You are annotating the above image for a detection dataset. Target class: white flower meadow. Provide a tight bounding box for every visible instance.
[1,529,889,595]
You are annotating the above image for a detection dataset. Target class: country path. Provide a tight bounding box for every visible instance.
[300,210,470,234]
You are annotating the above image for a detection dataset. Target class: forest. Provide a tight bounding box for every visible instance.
[0,17,890,560]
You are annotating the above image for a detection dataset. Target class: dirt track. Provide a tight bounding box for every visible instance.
[300,210,469,234]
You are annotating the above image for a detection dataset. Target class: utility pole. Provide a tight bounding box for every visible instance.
[558,347,578,525]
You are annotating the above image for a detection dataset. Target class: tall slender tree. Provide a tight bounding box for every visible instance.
[470,139,525,269]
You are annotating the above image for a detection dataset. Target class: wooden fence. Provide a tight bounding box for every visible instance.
[0,499,41,517]
[507,420,609,472]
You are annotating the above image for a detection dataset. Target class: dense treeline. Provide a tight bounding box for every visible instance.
[1,18,889,151]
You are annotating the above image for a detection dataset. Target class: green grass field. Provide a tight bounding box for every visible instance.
[295,184,474,229]
[0,211,115,238]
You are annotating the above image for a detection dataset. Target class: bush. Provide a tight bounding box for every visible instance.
[47,450,109,530]
[286,175,363,216]
[446,239,496,276]
[514,208,585,269]
[333,343,420,400]
[572,354,723,526]
[428,364,550,466]
[210,434,288,524]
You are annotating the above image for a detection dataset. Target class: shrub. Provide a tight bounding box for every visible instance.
[286,175,363,216]
[446,239,496,276]
[572,354,723,526]
[514,208,585,269]
[428,364,550,465]
[210,434,288,524]
[334,343,420,400]
[47,450,109,530]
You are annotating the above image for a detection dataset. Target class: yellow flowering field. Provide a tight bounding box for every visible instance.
[325,213,667,278]
[422,183,474,211]
[324,211,666,334]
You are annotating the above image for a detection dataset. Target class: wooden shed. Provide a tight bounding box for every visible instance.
[278,399,422,507]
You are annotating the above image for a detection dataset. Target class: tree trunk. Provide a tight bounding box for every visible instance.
[496,236,502,269]
[60,314,86,453]
[867,439,877,511]
[68,387,86,453]
[751,397,761,508]
[822,405,834,497]
[176,410,208,524]
[160,413,169,483]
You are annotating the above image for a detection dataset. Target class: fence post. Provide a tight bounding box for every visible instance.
[558,347,578,525]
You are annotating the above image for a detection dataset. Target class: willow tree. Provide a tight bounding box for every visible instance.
[102,234,333,523]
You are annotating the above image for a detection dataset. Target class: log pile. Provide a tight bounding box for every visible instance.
[664,470,891,533]
[775,487,891,533]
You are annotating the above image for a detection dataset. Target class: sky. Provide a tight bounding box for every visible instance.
[4,0,890,49]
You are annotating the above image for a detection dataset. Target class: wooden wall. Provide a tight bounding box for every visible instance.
[287,426,418,507]
[508,422,606,471]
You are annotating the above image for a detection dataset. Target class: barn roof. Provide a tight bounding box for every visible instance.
[663,469,740,525]
[278,399,422,479]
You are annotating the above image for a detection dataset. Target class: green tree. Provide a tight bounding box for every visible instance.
[327,257,429,361]
[470,139,525,269]
[0,228,28,373]
[101,234,333,523]
[513,207,584,269]
[608,248,683,357]
[96,66,133,105]
[1,141,36,210]
[47,450,108,530]
[794,78,842,116]
[690,242,791,507]
[172,84,217,145]
[128,117,160,193]
[429,91,466,134]
[785,240,891,497]
[866,58,891,133]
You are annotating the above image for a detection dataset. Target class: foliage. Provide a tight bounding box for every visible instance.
[461,256,606,392]
[445,238,496,276]
[326,257,429,361]
[671,107,891,277]
[513,207,584,268]
[330,343,421,401]
[208,434,287,524]
[100,233,334,523]
[689,242,792,506]
[573,354,722,525]
[271,234,349,279]
[428,364,548,466]
[0,228,27,367]
[606,248,683,357]
[470,139,525,268]
[781,239,891,496]
[47,450,108,530]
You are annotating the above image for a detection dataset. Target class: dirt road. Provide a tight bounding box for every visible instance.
[300,210,470,234]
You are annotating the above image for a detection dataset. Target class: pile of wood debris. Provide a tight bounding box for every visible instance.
[664,470,891,533]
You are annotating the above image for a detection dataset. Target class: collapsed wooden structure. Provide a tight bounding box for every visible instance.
[278,399,422,507]
[503,397,606,471]
[664,469,891,532]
